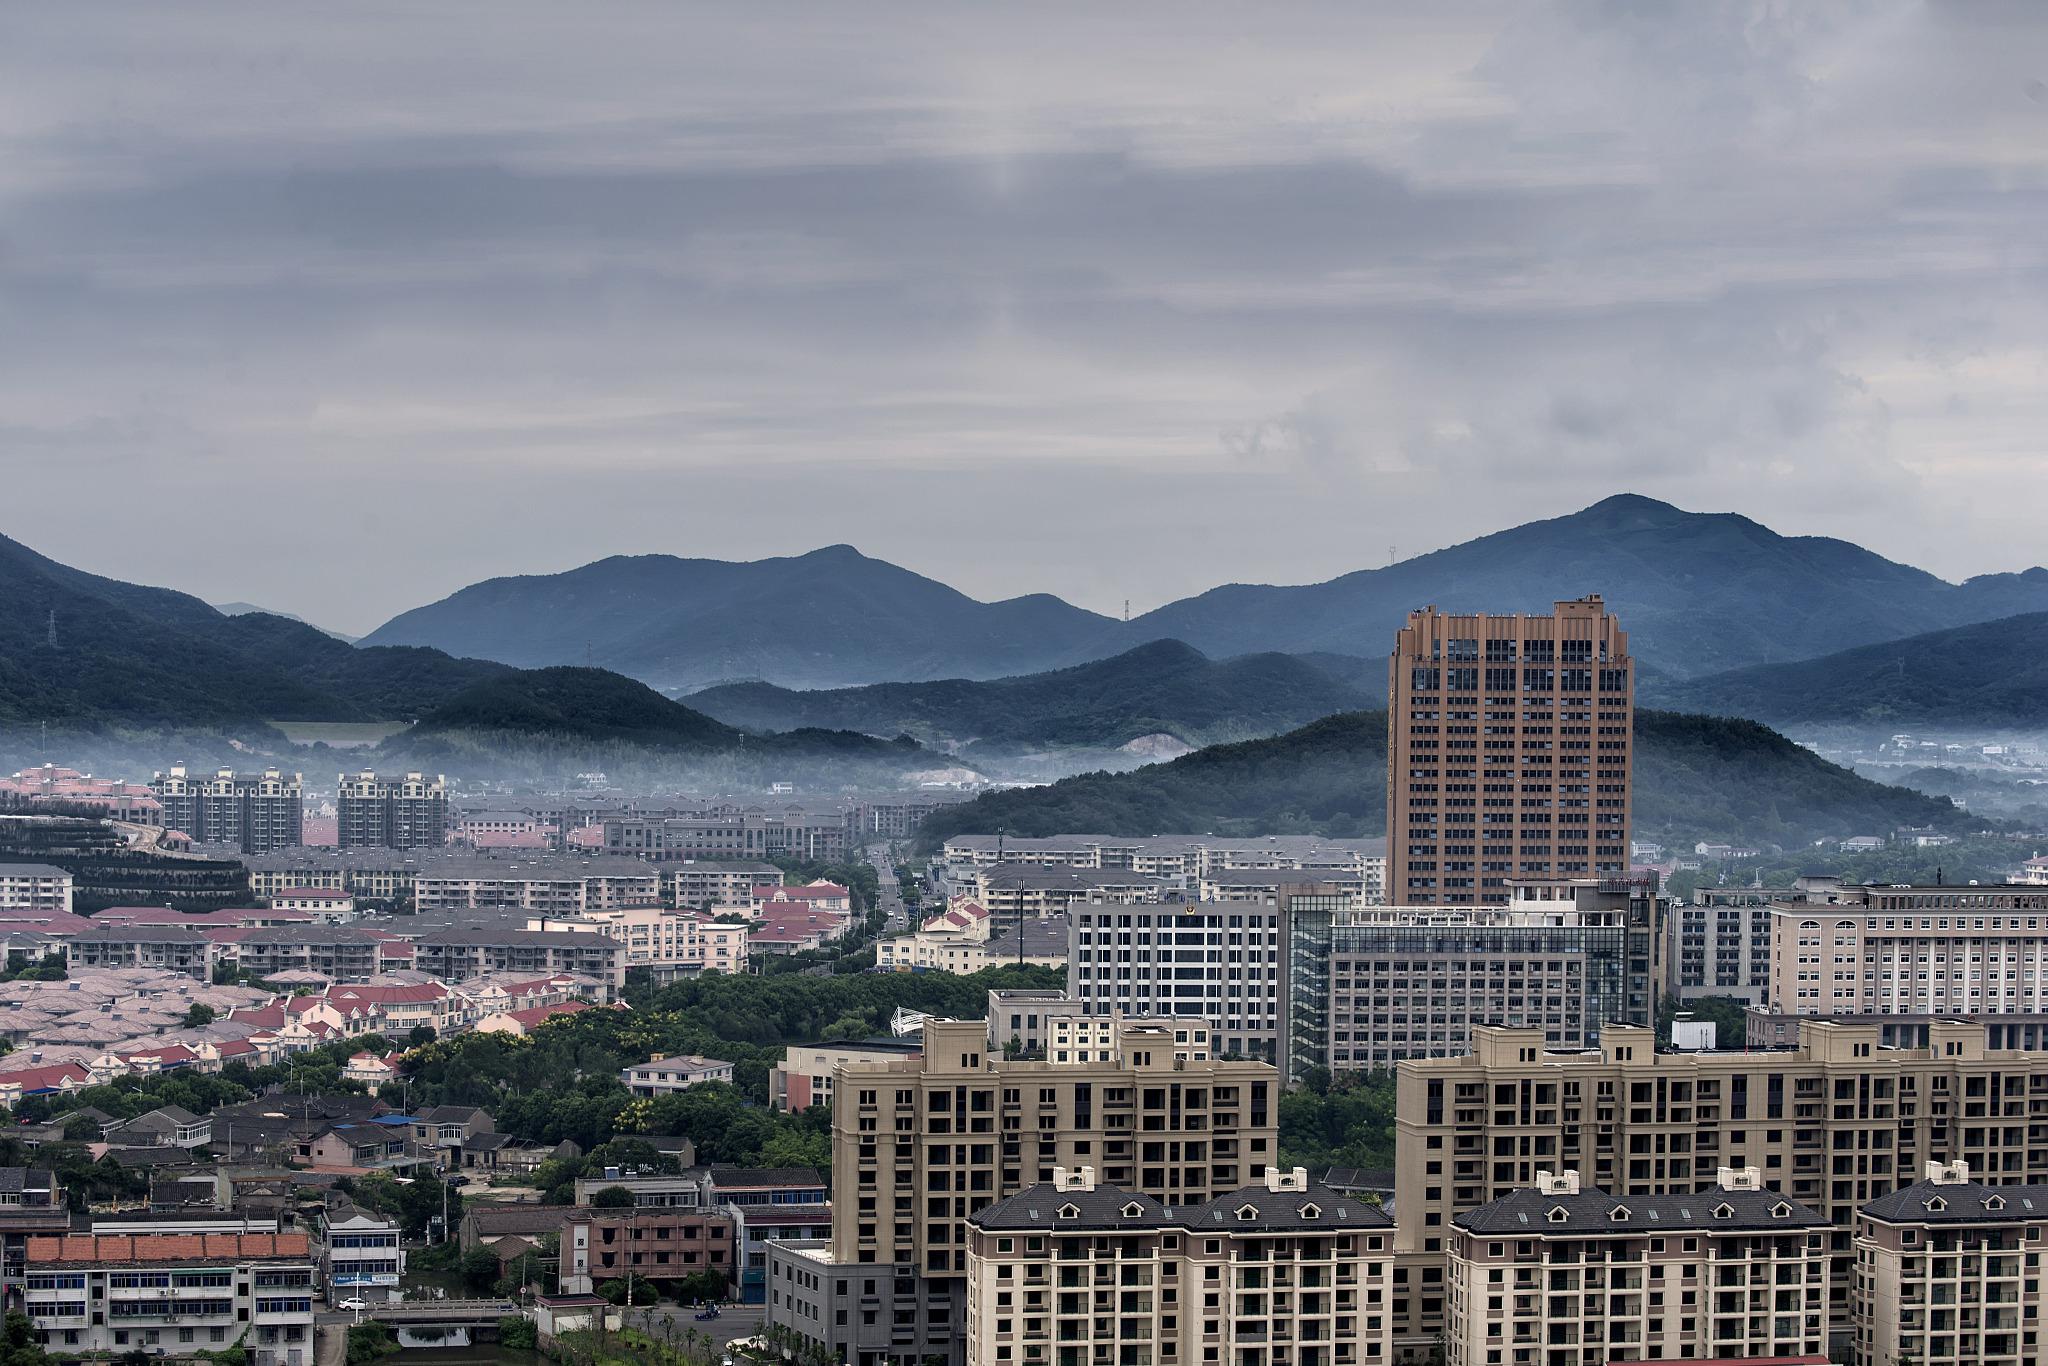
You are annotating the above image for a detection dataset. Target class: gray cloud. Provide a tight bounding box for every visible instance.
[1,2,2045,633]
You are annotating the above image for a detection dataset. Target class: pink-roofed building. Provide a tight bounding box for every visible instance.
[343,1050,404,1084]
[474,998,594,1037]
[748,881,851,914]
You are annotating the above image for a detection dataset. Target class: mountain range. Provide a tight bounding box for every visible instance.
[686,640,1369,750]
[0,533,923,775]
[1659,611,2048,729]
[0,531,509,728]
[913,708,1977,852]
[360,495,2048,692]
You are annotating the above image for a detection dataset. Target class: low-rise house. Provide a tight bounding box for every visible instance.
[267,887,357,922]
[0,1168,70,1287]
[343,1050,403,1085]
[296,1121,424,1173]
[559,1206,735,1294]
[409,1104,495,1156]
[314,1197,405,1301]
[620,1054,734,1096]
[460,1202,579,1255]
[21,1231,315,1359]
[102,1106,211,1150]
[474,997,594,1036]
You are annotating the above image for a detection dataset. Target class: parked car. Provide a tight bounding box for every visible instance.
[337,1297,368,1311]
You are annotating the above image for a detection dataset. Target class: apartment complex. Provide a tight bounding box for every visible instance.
[411,927,624,989]
[1446,1166,1829,1366]
[21,1231,315,1362]
[766,1017,1282,1366]
[0,863,73,915]
[1384,598,1632,907]
[671,860,783,909]
[149,766,304,854]
[1286,879,1658,1079]
[1391,1018,2048,1352]
[1855,1160,2045,1366]
[605,809,849,864]
[772,1039,926,1112]
[413,855,662,914]
[532,905,749,978]
[1069,896,1293,1063]
[336,771,447,849]
[938,834,1385,884]
[1768,883,2048,1015]
[63,926,221,980]
[961,1165,1395,1366]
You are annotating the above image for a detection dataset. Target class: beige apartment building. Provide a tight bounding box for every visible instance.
[1446,1166,1829,1366]
[1392,1018,2048,1354]
[414,856,661,914]
[964,1165,1395,1366]
[766,1017,1281,1366]
[337,771,447,850]
[1767,884,2048,1015]
[1854,1159,2046,1366]
[1384,598,1632,907]
[528,905,748,978]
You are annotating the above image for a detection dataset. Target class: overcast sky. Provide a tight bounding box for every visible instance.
[5,3,2047,634]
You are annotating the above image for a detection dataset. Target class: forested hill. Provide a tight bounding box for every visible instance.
[1654,611,2048,728]
[915,708,1974,851]
[686,639,1370,749]
[0,529,509,727]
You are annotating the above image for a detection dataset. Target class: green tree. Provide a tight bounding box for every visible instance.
[183,1003,217,1028]
[408,1024,437,1047]
[460,1245,504,1291]
[589,1185,635,1208]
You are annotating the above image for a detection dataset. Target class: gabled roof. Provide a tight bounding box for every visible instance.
[971,1184,1178,1231]
[1862,1180,2048,1225]
[1187,1180,1393,1231]
[1456,1183,1826,1235]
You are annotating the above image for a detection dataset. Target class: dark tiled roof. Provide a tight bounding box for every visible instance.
[1456,1184,1825,1236]
[971,1178,1391,1234]
[465,1204,578,1236]
[1861,1180,2048,1225]
[971,1184,1179,1231]
[1186,1181,1393,1232]
[0,1168,56,1195]
[1319,1167,1396,1193]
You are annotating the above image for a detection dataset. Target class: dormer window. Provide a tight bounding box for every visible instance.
[1236,1205,1260,1222]
[1547,1207,1569,1224]
[1986,1196,2006,1212]
[1607,1206,1630,1222]
[1712,1204,1733,1220]
[1770,1203,1792,1219]
[1121,1203,1146,1219]
[1925,1197,1947,1213]
[1299,1203,1321,1220]
[1058,1204,1081,1220]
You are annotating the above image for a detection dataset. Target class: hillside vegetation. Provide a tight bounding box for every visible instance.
[0,531,508,727]
[1656,611,2048,727]
[916,708,1973,851]
[687,640,1370,749]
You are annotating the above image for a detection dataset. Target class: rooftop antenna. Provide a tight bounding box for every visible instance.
[1123,599,1129,623]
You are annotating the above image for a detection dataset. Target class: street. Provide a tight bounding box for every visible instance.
[865,841,913,934]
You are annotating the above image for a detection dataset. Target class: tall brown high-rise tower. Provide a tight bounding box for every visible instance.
[1384,595,1632,904]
